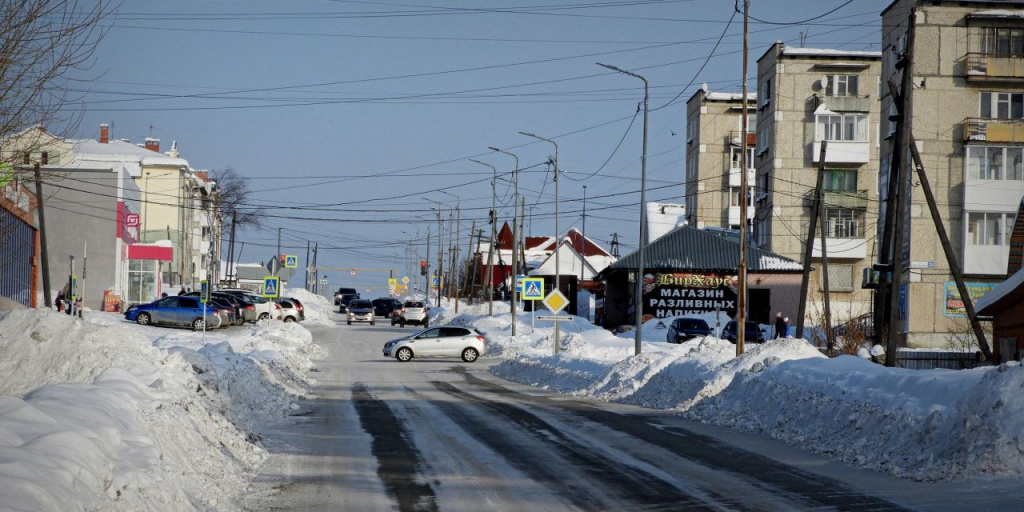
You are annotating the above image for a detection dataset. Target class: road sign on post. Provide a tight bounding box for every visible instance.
[267,256,281,275]
[521,277,544,301]
[542,289,569,314]
[284,255,298,268]
[200,280,210,303]
[263,276,281,298]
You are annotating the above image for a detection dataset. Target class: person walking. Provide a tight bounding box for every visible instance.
[54,290,65,312]
[178,286,186,296]
[774,312,787,339]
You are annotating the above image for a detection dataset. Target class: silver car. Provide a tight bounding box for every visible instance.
[347,299,376,325]
[397,300,429,327]
[383,326,486,362]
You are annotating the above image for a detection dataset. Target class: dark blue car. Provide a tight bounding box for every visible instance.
[124,295,222,331]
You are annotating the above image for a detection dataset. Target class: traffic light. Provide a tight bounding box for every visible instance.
[420,260,428,275]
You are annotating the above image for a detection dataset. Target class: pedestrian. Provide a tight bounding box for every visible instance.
[74,297,83,319]
[161,292,168,298]
[774,312,786,339]
[178,286,186,296]
[55,290,65,312]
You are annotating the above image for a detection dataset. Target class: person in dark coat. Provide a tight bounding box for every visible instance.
[774,312,787,339]
[178,286,186,295]
[55,290,65,312]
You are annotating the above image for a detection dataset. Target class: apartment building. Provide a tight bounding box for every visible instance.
[753,43,882,324]
[684,86,756,230]
[880,0,1024,347]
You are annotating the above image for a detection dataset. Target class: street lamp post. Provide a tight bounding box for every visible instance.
[597,61,649,356]
[469,159,498,316]
[489,147,520,337]
[520,131,561,355]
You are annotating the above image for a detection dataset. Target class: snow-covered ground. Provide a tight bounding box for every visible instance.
[2,291,1021,510]
[433,299,1024,482]
[0,288,332,511]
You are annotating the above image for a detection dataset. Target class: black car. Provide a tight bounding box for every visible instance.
[666,317,714,343]
[722,320,767,344]
[338,293,360,313]
[335,287,358,305]
[371,298,402,318]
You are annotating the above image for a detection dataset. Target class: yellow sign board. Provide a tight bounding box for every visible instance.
[542,289,569,314]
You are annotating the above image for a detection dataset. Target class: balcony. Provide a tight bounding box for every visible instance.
[814,93,871,113]
[805,189,870,210]
[728,166,755,187]
[801,215,868,259]
[811,237,868,259]
[728,205,754,226]
[965,53,1024,81]
[963,118,1024,143]
[730,130,756,147]
[812,140,870,164]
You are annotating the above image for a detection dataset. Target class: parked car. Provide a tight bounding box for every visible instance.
[334,287,358,306]
[346,299,376,325]
[219,289,281,321]
[124,296,224,331]
[337,293,360,313]
[184,291,245,326]
[396,300,429,327]
[276,298,303,322]
[372,297,402,319]
[667,317,714,343]
[282,296,306,321]
[383,326,486,362]
[722,320,767,344]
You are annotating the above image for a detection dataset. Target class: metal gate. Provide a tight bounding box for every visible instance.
[0,207,36,308]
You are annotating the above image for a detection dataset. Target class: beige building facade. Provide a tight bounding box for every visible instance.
[880,0,1024,348]
[754,44,882,326]
[684,87,756,230]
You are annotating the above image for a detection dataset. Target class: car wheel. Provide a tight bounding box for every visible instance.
[136,312,151,326]
[423,321,429,328]
[192,318,205,331]
[370,320,375,326]
[258,313,269,321]
[347,320,352,325]
[396,347,413,362]
[461,347,479,363]
[400,320,406,327]
[284,316,295,323]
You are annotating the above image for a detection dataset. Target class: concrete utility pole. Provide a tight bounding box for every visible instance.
[490,147,520,337]
[470,159,497,316]
[798,142,828,341]
[521,131,562,355]
[33,161,52,308]
[597,61,649,356]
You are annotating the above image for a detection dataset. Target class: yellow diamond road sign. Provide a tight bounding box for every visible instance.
[542,289,569,314]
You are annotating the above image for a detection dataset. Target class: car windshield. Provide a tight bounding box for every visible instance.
[405,301,424,308]
[350,300,372,308]
[679,319,709,329]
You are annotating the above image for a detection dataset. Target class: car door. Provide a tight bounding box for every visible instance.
[414,328,443,355]
[176,297,200,326]
[437,327,471,356]
[149,296,178,325]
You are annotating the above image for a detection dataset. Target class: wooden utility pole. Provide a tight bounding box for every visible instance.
[453,209,463,312]
[818,158,834,354]
[736,0,750,356]
[466,226,480,305]
[436,209,443,306]
[485,222,495,316]
[33,162,52,308]
[909,139,993,359]
[797,141,828,340]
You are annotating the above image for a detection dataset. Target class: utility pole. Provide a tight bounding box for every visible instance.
[471,159,498,315]
[466,226,479,305]
[453,207,462,312]
[521,131,562,354]
[276,227,282,276]
[305,240,310,291]
[818,160,834,355]
[425,230,432,305]
[227,211,237,286]
[610,233,620,258]
[436,209,443,307]
[312,243,318,294]
[581,185,588,282]
[33,160,52,308]
[490,147,520,336]
[797,142,828,340]
[879,10,917,366]
[736,0,751,357]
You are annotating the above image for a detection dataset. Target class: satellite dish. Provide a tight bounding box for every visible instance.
[819,75,830,91]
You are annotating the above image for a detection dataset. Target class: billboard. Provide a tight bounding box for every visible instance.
[642,272,738,319]
[943,281,997,317]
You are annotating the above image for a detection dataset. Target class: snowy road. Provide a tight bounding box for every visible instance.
[243,317,1022,512]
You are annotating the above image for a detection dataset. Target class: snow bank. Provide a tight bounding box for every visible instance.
[0,306,326,510]
[281,287,336,325]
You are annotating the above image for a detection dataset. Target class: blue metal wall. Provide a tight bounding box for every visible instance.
[0,207,35,307]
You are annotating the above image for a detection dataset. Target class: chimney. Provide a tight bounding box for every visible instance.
[144,137,160,153]
[99,123,109,144]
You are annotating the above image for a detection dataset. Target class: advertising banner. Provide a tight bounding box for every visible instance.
[642,272,738,319]
[943,281,997,317]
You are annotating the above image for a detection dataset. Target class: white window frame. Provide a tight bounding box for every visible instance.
[815,113,869,142]
[980,92,1024,119]
[966,211,1013,246]
[825,75,859,97]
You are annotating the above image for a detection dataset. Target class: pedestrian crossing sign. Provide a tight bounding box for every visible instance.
[284,255,298,268]
[521,277,544,301]
[263,276,281,298]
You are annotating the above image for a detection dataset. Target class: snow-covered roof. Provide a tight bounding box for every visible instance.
[72,139,189,174]
[704,91,756,102]
[975,267,1024,313]
[968,9,1024,19]
[781,47,881,59]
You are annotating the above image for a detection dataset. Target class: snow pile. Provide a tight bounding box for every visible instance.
[444,302,1024,481]
[281,287,336,326]
[0,306,327,510]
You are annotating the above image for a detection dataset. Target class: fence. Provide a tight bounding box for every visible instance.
[895,349,987,370]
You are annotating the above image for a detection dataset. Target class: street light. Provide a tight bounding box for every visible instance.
[489,146,520,337]
[520,131,561,356]
[597,61,649,356]
[469,159,498,317]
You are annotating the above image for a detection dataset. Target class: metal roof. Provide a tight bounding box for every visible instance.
[603,226,802,275]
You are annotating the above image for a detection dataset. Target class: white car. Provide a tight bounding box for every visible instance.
[219,289,282,321]
[346,299,376,325]
[383,326,486,363]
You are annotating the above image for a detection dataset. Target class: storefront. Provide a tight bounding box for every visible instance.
[124,242,172,306]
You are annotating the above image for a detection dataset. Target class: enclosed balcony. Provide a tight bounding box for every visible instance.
[729,130,756,147]
[800,207,868,259]
[963,118,1024,143]
[813,93,871,113]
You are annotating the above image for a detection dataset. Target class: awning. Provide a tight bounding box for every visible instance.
[128,244,173,261]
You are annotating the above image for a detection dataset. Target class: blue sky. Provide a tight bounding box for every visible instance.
[68,0,890,292]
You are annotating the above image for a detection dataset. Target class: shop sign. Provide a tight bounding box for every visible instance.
[642,272,738,319]
[943,281,997,317]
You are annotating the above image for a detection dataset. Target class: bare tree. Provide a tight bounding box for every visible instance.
[209,167,261,228]
[0,0,111,154]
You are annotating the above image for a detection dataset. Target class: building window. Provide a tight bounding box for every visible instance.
[967,211,1013,246]
[687,116,698,145]
[759,78,772,109]
[980,92,1024,119]
[729,187,754,207]
[820,264,854,292]
[730,147,755,170]
[825,208,863,238]
[966,146,1024,180]
[815,113,868,142]
[740,111,757,133]
[979,27,1024,55]
[824,169,858,191]
[825,75,859,97]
